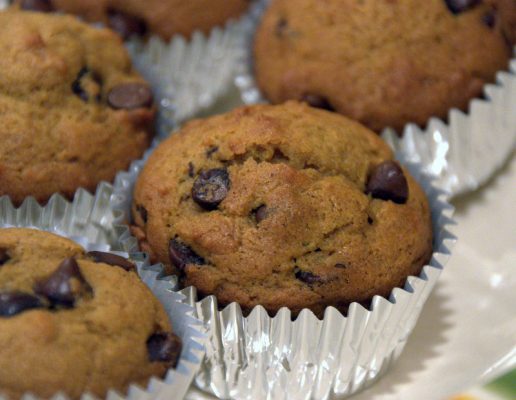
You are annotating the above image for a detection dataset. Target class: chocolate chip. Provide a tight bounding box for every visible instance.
[188,162,195,178]
[107,83,153,110]
[253,205,268,223]
[444,0,481,14]
[87,251,135,272]
[20,0,53,12]
[34,258,91,308]
[482,11,496,28]
[335,263,348,269]
[300,94,335,112]
[71,67,101,102]
[294,267,322,284]
[191,168,230,210]
[147,332,182,366]
[275,17,288,36]
[136,204,148,223]
[169,238,205,270]
[0,248,9,266]
[205,146,219,159]
[366,161,408,204]
[0,291,44,317]
[107,9,147,40]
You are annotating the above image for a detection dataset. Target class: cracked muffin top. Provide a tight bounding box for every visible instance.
[16,0,252,40]
[132,102,433,317]
[254,0,516,133]
[0,228,181,400]
[0,10,155,205]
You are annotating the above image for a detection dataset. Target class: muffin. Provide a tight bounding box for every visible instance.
[131,102,433,317]
[0,10,155,205]
[254,0,516,132]
[17,0,252,40]
[0,228,181,399]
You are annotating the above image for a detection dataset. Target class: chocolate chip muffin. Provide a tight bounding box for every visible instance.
[0,10,155,205]
[17,0,252,40]
[132,102,433,317]
[0,228,181,399]
[254,0,516,132]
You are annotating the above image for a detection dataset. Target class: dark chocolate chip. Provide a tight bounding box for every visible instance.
[444,0,481,14]
[253,205,268,223]
[20,0,53,12]
[335,263,348,269]
[107,10,147,40]
[169,238,205,270]
[188,162,195,178]
[205,146,219,159]
[136,204,148,223]
[87,251,136,272]
[482,11,496,28]
[300,94,335,112]
[191,168,230,210]
[147,332,182,365]
[71,67,91,102]
[367,216,374,225]
[107,83,153,110]
[0,248,9,266]
[366,161,408,204]
[294,267,322,284]
[34,258,91,308]
[0,291,44,317]
[275,17,288,36]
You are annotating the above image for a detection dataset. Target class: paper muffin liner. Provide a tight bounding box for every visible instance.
[0,194,206,400]
[125,1,266,131]
[108,144,456,399]
[235,0,516,198]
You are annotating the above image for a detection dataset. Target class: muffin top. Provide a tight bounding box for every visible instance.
[254,0,515,132]
[18,0,252,40]
[0,228,181,400]
[0,10,155,205]
[132,102,433,317]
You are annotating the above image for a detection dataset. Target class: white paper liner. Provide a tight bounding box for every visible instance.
[109,146,456,399]
[126,2,264,130]
[235,0,516,198]
[0,194,206,400]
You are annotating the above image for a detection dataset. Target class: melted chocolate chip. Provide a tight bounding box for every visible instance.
[0,291,44,317]
[0,248,9,266]
[107,83,153,110]
[366,161,408,204]
[87,251,135,272]
[444,0,481,14]
[205,146,219,159]
[136,204,148,223]
[34,258,91,308]
[188,162,195,178]
[107,9,147,40]
[294,267,322,284]
[482,11,496,28]
[147,332,182,365]
[300,94,335,112]
[20,0,53,12]
[169,238,205,270]
[275,17,288,36]
[71,67,101,102]
[192,168,230,210]
[253,205,268,223]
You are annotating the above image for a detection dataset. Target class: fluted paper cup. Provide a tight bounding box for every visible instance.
[235,0,516,198]
[109,145,456,399]
[0,193,206,400]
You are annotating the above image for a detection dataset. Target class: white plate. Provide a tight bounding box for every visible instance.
[185,153,516,399]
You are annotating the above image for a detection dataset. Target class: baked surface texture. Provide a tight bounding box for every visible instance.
[20,0,252,40]
[0,10,155,205]
[132,102,433,317]
[254,0,516,132]
[0,228,180,400]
